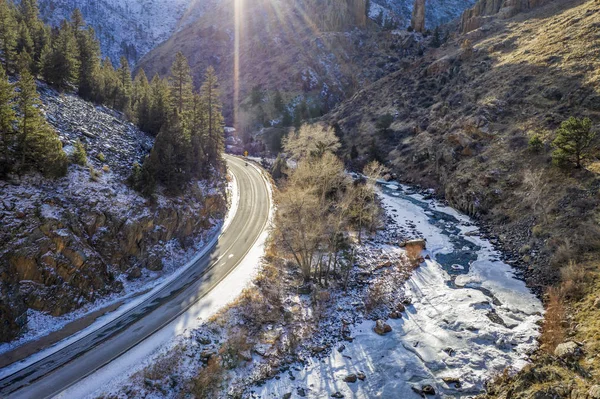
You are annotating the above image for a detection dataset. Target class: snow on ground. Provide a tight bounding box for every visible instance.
[0,172,237,377]
[253,183,543,398]
[54,163,273,399]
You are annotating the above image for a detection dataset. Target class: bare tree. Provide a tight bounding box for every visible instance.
[283,123,341,161]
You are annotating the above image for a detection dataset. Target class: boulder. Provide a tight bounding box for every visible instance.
[553,341,582,360]
[344,374,357,383]
[331,392,344,398]
[400,238,427,250]
[357,372,366,381]
[374,319,392,335]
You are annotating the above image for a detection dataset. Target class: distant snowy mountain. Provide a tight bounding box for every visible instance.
[371,0,476,29]
[38,0,196,66]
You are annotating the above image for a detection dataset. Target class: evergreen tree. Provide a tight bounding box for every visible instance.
[0,64,15,174]
[77,27,100,100]
[133,69,153,131]
[169,51,193,114]
[18,0,47,72]
[200,66,224,170]
[70,8,85,33]
[190,92,206,177]
[98,57,119,107]
[0,0,17,72]
[16,21,33,59]
[71,139,87,166]
[552,116,596,168]
[143,112,191,193]
[17,69,68,177]
[149,74,169,135]
[42,20,79,90]
[116,56,132,113]
[18,0,39,31]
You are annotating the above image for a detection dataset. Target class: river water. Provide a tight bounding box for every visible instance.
[257,182,543,398]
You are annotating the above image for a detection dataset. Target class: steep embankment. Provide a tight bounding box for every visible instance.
[329,0,600,288]
[0,84,226,343]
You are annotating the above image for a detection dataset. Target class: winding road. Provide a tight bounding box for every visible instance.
[0,155,272,399]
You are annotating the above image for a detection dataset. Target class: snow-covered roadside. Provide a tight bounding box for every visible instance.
[54,162,273,399]
[0,173,237,378]
[253,183,543,398]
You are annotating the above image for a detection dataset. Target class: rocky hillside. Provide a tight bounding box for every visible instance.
[326,0,600,394]
[0,83,227,342]
[37,0,194,65]
[328,0,600,287]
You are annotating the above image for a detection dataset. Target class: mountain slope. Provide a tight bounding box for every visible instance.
[328,0,600,287]
[38,0,194,65]
[0,83,226,343]
[137,0,476,123]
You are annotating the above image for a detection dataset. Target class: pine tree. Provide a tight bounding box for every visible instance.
[149,74,169,135]
[18,0,47,72]
[98,57,119,107]
[0,64,15,174]
[552,116,596,168]
[16,21,33,59]
[70,8,85,33]
[116,56,132,113]
[17,69,68,177]
[18,0,39,31]
[0,0,17,72]
[133,69,153,131]
[71,139,87,166]
[200,66,224,170]
[169,51,193,114]
[143,111,191,193]
[190,92,206,177]
[77,27,100,100]
[42,20,79,90]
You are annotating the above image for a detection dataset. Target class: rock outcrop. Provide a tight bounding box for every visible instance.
[0,85,226,342]
[410,0,426,32]
[460,0,551,32]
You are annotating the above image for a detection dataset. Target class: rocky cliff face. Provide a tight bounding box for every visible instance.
[410,0,426,32]
[0,84,226,342]
[460,0,550,32]
[371,0,476,29]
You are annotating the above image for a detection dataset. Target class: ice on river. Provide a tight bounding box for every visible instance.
[256,185,543,398]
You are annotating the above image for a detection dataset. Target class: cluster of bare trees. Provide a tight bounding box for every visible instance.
[275,124,383,287]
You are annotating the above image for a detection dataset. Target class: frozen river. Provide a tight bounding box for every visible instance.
[256,182,543,398]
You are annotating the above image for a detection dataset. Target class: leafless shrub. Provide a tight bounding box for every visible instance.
[560,261,587,301]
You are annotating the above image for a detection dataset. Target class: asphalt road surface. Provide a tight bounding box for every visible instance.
[0,155,271,399]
